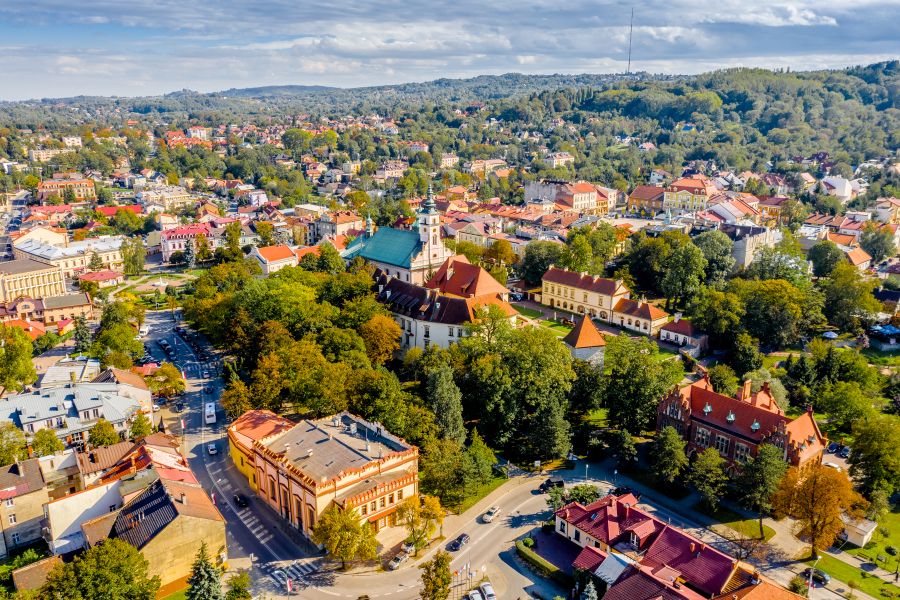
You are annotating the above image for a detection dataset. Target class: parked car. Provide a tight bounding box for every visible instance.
[801,568,831,586]
[448,533,470,551]
[838,446,851,459]
[233,494,249,508]
[401,541,416,554]
[388,552,408,570]
[482,506,501,523]
[826,442,840,454]
[207,443,218,455]
[539,476,565,492]
[202,371,210,379]
[612,487,641,499]
[479,583,496,600]
[173,402,185,413]
[152,404,160,412]
[467,591,484,600]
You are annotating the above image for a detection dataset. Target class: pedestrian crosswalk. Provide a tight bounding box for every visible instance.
[262,559,320,589]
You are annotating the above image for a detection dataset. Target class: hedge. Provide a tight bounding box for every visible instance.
[515,540,574,587]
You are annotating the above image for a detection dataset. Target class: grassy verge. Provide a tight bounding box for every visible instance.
[455,475,507,514]
[861,347,900,367]
[807,554,900,599]
[515,540,573,587]
[160,591,186,600]
[693,503,776,542]
[538,321,572,338]
[513,305,544,319]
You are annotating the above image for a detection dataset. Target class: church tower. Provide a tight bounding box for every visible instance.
[419,183,440,250]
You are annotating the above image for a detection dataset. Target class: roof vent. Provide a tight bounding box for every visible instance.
[703,403,712,416]
[726,411,735,423]
[750,420,760,432]
[332,416,340,427]
[306,448,313,457]
[349,422,357,435]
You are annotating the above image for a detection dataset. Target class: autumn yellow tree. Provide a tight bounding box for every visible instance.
[772,464,867,557]
[396,495,444,555]
[359,315,401,365]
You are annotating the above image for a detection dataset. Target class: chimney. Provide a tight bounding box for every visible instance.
[740,379,752,401]
[806,404,814,416]
[180,492,187,505]
[673,312,682,323]
[689,542,696,554]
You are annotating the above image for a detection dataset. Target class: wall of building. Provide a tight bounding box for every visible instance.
[227,436,258,492]
[141,515,226,587]
[0,489,49,557]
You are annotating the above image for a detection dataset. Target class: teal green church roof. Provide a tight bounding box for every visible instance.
[344,227,423,269]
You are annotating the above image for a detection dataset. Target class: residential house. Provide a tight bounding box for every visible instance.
[136,186,195,212]
[37,177,96,202]
[657,377,826,472]
[77,269,124,288]
[375,161,408,179]
[0,383,145,451]
[0,460,48,558]
[250,245,299,275]
[253,412,419,539]
[663,176,717,213]
[659,315,708,357]
[439,153,459,169]
[612,298,670,336]
[227,410,294,492]
[313,211,363,243]
[628,186,665,215]
[544,152,575,168]
[844,246,872,271]
[757,196,791,225]
[874,197,900,224]
[160,224,211,262]
[718,224,780,269]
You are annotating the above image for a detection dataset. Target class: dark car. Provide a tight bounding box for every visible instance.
[838,446,851,459]
[801,568,831,586]
[233,494,249,508]
[173,402,185,413]
[826,442,840,454]
[539,476,565,492]
[612,487,641,499]
[448,533,470,551]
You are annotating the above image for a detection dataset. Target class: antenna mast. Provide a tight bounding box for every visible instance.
[626,7,634,75]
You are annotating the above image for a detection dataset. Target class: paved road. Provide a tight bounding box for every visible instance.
[144,311,564,599]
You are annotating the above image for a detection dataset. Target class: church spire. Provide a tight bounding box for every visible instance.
[422,182,437,214]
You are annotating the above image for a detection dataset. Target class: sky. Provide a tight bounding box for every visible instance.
[0,0,898,100]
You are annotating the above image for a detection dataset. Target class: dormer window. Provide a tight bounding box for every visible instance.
[726,411,735,423]
[750,420,760,432]
[703,403,712,416]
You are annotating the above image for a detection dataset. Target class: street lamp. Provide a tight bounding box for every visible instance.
[807,556,820,598]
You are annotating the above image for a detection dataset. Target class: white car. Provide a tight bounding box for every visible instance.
[479,583,496,600]
[152,404,160,412]
[467,591,484,600]
[207,443,218,455]
[388,552,408,570]
[202,371,210,379]
[482,506,501,523]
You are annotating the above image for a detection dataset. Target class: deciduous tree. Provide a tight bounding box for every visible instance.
[426,364,465,445]
[129,413,152,440]
[42,538,160,600]
[396,495,444,555]
[848,415,900,498]
[0,423,25,466]
[311,505,378,569]
[808,240,844,277]
[692,230,735,284]
[860,222,896,263]
[772,464,867,557]
[707,364,738,396]
[821,263,880,332]
[360,314,401,365]
[691,448,727,511]
[31,428,64,457]
[0,325,36,392]
[650,426,688,484]
[660,242,707,309]
[88,418,120,448]
[419,550,452,600]
[146,362,185,398]
[738,443,787,537]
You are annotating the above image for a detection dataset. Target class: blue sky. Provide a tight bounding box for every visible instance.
[0,0,898,100]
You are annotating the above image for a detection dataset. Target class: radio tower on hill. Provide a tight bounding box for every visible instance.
[626,8,634,75]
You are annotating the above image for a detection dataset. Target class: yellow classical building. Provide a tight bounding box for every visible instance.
[227,409,293,492]
[0,259,66,302]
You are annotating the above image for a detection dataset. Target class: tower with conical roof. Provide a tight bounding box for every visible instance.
[419,183,441,262]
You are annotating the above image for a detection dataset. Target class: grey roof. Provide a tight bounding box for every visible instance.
[263,412,412,484]
[15,236,124,260]
[0,383,140,440]
[42,292,91,310]
[0,258,58,275]
[40,357,101,389]
[112,479,175,550]
[0,458,44,498]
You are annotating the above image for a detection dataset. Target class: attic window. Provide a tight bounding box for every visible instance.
[726,411,735,423]
[703,403,712,416]
[750,420,760,432]
[808,435,816,444]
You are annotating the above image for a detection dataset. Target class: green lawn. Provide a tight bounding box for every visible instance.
[586,408,609,428]
[161,591,187,600]
[846,504,900,568]
[455,475,508,514]
[513,305,544,319]
[862,347,900,367]
[538,321,571,338]
[762,354,786,370]
[807,554,900,599]
[694,503,776,542]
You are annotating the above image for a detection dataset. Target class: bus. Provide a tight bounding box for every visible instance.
[204,403,216,425]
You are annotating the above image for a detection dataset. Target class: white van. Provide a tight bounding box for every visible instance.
[139,325,150,337]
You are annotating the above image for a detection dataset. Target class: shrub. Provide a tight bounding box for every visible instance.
[515,540,573,588]
[788,576,807,594]
[522,537,535,548]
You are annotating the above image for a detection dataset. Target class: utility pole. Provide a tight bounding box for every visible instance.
[626,7,634,75]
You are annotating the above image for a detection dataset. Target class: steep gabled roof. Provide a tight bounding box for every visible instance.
[614,298,669,321]
[543,267,627,296]
[425,255,508,298]
[563,315,607,349]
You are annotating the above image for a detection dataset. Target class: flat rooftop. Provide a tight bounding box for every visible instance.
[262,412,411,483]
[0,258,59,275]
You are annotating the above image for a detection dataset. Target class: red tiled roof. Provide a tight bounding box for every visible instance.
[77,269,123,282]
[543,267,627,296]
[614,298,669,322]
[563,315,607,349]
[660,318,701,337]
[845,247,872,266]
[425,256,508,299]
[641,526,737,596]
[256,245,296,262]
[573,545,607,571]
[96,204,142,218]
[630,185,665,201]
[230,410,294,444]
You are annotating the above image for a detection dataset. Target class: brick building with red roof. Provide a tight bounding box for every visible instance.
[658,377,826,471]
